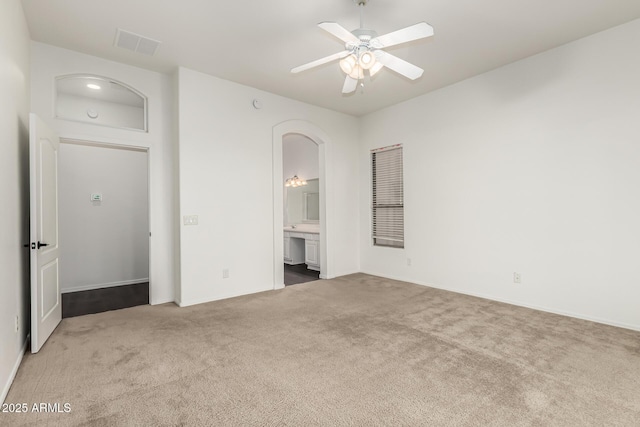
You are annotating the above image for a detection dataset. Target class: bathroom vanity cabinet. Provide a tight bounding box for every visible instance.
[283,235,305,265]
[283,229,320,271]
[304,239,319,270]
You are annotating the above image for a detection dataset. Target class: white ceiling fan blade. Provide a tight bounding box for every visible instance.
[342,75,358,94]
[369,62,384,77]
[291,51,350,74]
[375,51,424,80]
[371,22,434,48]
[318,22,360,44]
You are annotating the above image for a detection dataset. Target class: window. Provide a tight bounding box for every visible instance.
[371,145,404,248]
[55,75,148,132]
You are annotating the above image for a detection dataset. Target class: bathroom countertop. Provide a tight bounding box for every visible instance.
[284,225,320,234]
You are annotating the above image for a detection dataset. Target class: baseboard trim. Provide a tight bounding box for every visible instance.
[150,297,175,306]
[326,269,360,280]
[1,337,28,404]
[177,285,273,308]
[361,270,640,332]
[62,278,149,294]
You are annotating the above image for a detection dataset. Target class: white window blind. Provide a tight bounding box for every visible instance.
[371,145,404,248]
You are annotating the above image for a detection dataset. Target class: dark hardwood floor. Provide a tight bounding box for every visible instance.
[62,282,149,318]
[62,271,315,318]
[284,264,320,286]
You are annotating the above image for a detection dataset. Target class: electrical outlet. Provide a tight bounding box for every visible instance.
[222,269,229,279]
[406,258,412,266]
[513,272,522,284]
[15,315,19,333]
[183,215,198,226]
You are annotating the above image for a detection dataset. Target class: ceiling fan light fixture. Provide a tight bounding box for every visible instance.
[339,54,358,74]
[349,65,364,80]
[290,1,434,92]
[359,50,376,69]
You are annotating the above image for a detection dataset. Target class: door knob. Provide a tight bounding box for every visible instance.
[37,241,49,249]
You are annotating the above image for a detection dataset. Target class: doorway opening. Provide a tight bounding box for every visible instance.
[58,139,150,317]
[282,134,321,286]
[272,120,331,289]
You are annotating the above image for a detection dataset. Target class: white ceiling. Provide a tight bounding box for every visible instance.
[21,0,640,116]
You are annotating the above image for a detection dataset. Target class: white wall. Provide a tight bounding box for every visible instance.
[30,42,175,304]
[360,19,640,331]
[283,134,319,181]
[176,67,360,306]
[0,0,30,404]
[59,143,149,293]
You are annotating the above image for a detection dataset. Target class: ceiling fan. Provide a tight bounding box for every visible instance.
[291,0,434,94]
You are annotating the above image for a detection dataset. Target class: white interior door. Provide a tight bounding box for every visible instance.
[29,113,61,353]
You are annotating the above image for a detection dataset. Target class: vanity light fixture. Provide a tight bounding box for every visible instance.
[285,175,307,187]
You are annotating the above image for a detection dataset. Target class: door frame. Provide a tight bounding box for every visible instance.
[272,120,332,288]
[59,137,153,301]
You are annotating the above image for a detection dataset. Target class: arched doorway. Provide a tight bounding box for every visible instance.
[272,120,332,288]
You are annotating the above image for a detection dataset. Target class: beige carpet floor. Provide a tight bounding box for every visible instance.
[4,273,640,426]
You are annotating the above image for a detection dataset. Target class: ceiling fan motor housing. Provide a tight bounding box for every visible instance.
[352,28,378,41]
[347,28,379,53]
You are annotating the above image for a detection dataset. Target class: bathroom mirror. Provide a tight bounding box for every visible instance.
[55,75,147,131]
[286,178,319,224]
[304,191,320,221]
